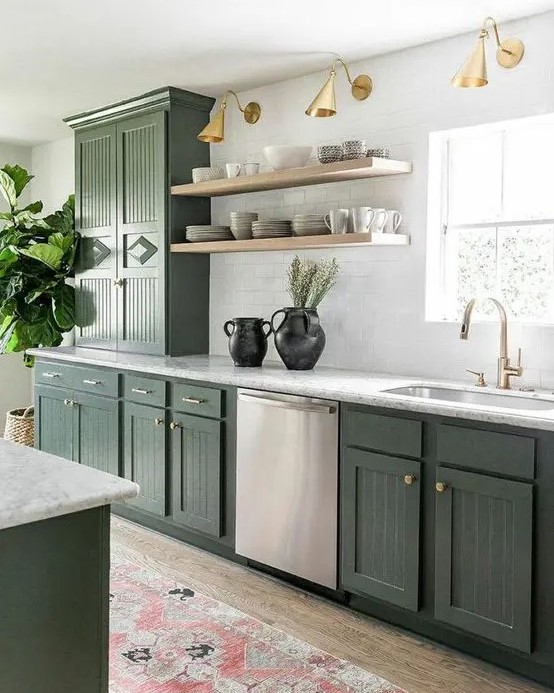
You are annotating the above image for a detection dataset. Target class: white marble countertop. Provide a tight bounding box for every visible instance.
[0,439,139,531]
[30,347,554,432]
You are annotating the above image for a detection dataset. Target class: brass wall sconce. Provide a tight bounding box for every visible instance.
[197,90,261,143]
[452,16,525,88]
[305,57,372,117]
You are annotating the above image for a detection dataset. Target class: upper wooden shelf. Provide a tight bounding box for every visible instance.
[170,157,412,197]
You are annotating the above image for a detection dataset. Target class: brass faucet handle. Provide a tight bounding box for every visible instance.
[466,369,487,387]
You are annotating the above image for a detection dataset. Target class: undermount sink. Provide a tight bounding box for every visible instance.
[384,386,554,411]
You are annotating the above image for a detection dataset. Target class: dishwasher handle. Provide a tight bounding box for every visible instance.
[238,392,336,415]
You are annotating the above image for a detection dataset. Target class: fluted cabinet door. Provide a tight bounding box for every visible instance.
[341,448,421,611]
[171,413,222,537]
[74,393,119,476]
[123,402,167,516]
[35,385,76,461]
[434,467,533,652]
[74,124,118,349]
[116,112,166,354]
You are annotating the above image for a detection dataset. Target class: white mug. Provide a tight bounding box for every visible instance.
[384,210,402,233]
[242,163,260,176]
[350,207,376,234]
[225,163,242,177]
[370,208,389,233]
[324,209,349,234]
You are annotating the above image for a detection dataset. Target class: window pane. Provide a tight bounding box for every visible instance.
[448,133,502,225]
[498,225,554,321]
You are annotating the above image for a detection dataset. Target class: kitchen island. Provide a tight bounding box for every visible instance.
[0,439,138,693]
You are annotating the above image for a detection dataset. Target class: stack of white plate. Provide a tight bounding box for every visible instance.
[251,219,292,239]
[185,225,233,243]
[230,212,258,240]
[292,214,330,237]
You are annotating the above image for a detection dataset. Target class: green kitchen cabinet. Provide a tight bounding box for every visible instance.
[35,385,75,460]
[170,412,222,537]
[74,393,120,476]
[434,466,533,653]
[341,447,421,611]
[123,402,168,517]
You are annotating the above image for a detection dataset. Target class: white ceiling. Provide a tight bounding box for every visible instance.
[2,0,553,145]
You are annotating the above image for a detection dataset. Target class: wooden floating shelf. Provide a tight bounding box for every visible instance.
[170,233,410,254]
[171,158,412,197]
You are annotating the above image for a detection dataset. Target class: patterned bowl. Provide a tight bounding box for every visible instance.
[317,145,343,164]
[192,167,224,183]
[342,140,367,160]
[366,147,391,159]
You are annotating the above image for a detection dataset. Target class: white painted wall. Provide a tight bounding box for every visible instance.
[209,11,554,388]
[31,136,74,214]
[0,142,34,431]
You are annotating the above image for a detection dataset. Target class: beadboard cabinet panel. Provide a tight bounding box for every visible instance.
[74,393,119,476]
[35,385,75,461]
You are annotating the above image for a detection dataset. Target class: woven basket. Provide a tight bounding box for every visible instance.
[4,406,34,447]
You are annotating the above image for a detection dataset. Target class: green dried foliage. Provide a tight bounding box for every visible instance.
[286,255,339,308]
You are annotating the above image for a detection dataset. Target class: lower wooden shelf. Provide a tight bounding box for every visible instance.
[170,233,410,254]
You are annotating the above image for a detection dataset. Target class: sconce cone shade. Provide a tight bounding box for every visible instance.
[305,72,337,117]
[197,108,225,143]
[451,36,488,87]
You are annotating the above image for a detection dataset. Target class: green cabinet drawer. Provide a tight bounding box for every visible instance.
[35,362,74,388]
[72,367,119,398]
[436,424,535,479]
[343,408,422,458]
[123,375,166,407]
[171,383,222,419]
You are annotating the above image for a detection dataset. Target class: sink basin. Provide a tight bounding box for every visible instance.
[384,386,554,411]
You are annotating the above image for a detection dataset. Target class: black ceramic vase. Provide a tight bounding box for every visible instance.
[223,317,272,367]
[271,307,326,371]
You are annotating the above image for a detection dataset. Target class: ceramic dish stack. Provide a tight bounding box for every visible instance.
[185,225,233,243]
[251,219,292,239]
[230,212,258,240]
[292,214,330,237]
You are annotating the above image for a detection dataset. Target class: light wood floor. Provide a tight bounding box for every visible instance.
[112,517,550,693]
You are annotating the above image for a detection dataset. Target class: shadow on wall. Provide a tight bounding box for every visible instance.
[0,354,33,437]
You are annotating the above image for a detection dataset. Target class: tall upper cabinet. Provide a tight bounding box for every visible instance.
[65,87,215,355]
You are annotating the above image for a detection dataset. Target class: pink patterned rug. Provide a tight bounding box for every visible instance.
[109,550,406,693]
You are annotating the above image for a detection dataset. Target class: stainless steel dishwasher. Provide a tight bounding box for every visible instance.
[236,388,338,589]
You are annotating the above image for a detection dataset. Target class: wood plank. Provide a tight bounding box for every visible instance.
[170,157,412,197]
[170,232,410,254]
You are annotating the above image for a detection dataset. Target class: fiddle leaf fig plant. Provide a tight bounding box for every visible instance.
[0,164,78,366]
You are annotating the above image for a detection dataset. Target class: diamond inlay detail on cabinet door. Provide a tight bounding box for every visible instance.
[92,239,111,267]
[127,236,158,265]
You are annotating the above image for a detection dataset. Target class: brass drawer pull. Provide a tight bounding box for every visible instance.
[182,397,205,405]
[403,474,416,486]
[132,388,152,395]
[43,372,60,379]
[83,379,101,386]
[169,421,181,430]
[435,482,448,493]
[154,417,164,426]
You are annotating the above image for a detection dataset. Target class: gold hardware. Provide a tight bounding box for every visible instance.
[42,372,60,378]
[198,90,261,143]
[113,278,124,287]
[460,298,523,389]
[64,399,77,407]
[169,421,181,430]
[83,379,101,386]
[452,16,524,88]
[305,56,372,118]
[403,474,416,485]
[131,388,152,395]
[466,369,487,387]
[436,482,448,493]
[154,417,164,426]
[182,397,205,405]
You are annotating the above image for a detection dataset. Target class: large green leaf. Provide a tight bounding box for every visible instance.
[2,165,33,197]
[52,283,75,330]
[20,200,43,214]
[0,246,19,278]
[0,170,16,208]
[48,231,75,255]
[19,243,64,270]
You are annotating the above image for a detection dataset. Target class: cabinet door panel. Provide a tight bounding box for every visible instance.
[35,385,75,461]
[341,448,421,611]
[74,393,119,476]
[123,402,167,516]
[74,124,118,349]
[116,112,166,354]
[435,466,533,652]
[171,413,222,537]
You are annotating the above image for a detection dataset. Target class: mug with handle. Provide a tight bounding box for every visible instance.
[370,208,389,233]
[324,208,349,234]
[350,207,376,234]
[384,210,402,233]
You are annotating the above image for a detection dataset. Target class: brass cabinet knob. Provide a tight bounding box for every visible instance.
[169,421,181,430]
[403,474,416,485]
[64,398,77,407]
[113,278,124,287]
[154,417,164,426]
[436,481,448,493]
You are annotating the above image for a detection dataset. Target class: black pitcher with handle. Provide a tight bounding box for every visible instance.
[223,317,272,367]
[270,307,326,370]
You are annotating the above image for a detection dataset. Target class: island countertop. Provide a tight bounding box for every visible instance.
[0,439,139,531]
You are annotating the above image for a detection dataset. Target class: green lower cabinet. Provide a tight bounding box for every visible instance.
[170,412,222,538]
[123,402,168,516]
[74,393,119,476]
[341,448,421,611]
[35,385,76,460]
[434,466,533,653]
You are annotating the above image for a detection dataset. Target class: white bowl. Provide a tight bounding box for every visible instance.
[262,145,313,171]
